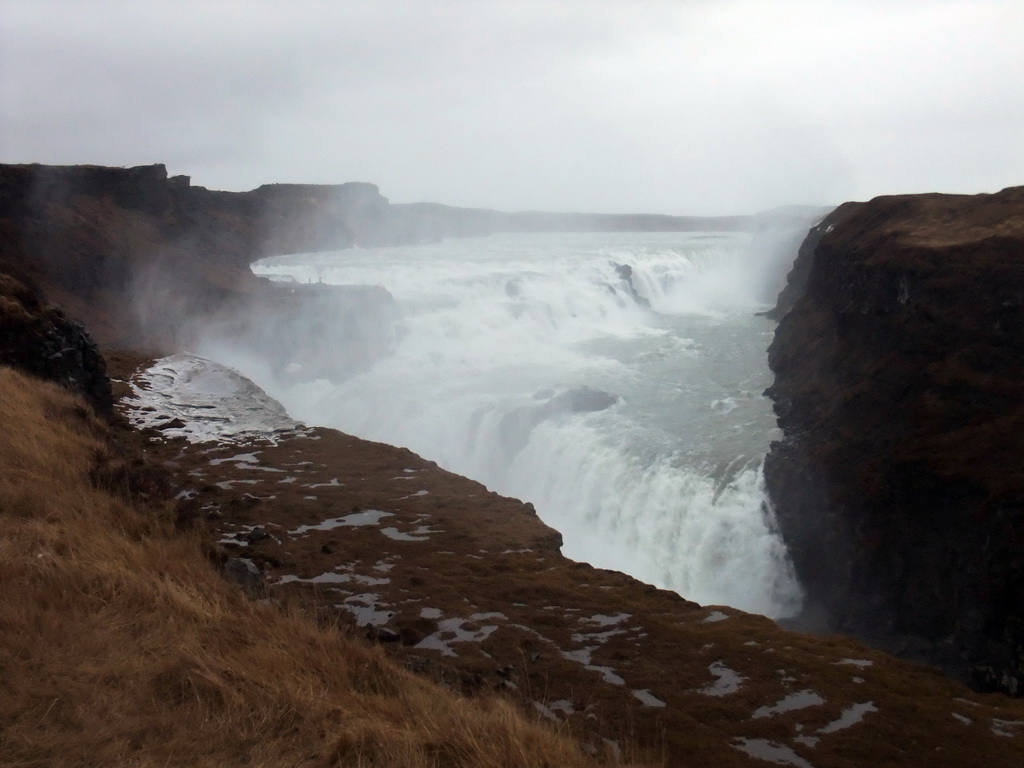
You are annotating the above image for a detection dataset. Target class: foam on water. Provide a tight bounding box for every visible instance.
[225,231,804,617]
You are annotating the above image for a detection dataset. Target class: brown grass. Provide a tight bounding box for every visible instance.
[0,366,629,767]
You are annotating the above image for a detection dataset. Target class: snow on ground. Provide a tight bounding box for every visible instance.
[753,690,826,719]
[415,613,506,657]
[289,510,393,534]
[700,661,745,696]
[125,353,304,443]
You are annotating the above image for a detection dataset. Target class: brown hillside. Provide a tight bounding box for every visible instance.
[0,365,630,767]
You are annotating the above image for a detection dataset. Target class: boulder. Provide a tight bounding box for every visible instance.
[223,557,262,592]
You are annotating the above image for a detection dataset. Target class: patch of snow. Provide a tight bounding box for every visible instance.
[563,648,592,665]
[699,661,745,697]
[835,658,873,668]
[209,453,259,466]
[289,510,392,534]
[753,690,826,719]
[992,719,1023,737]
[702,610,730,623]
[533,701,558,721]
[572,628,628,644]
[215,479,258,490]
[732,738,814,768]
[307,478,343,489]
[589,665,625,685]
[549,699,574,716]
[277,571,388,587]
[818,702,877,734]
[341,593,393,626]
[394,490,430,500]
[278,476,298,484]
[560,647,625,685]
[415,616,502,657]
[381,525,439,541]
[952,713,972,726]
[124,354,303,443]
[420,607,443,619]
[582,613,631,627]
[632,689,666,708]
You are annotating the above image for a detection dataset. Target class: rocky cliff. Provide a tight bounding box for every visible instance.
[0,163,392,347]
[0,164,408,383]
[764,187,1024,695]
[0,270,111,413]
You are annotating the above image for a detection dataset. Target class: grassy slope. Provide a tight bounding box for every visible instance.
[0,366,625,768]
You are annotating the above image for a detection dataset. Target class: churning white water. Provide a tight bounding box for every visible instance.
[239,231,802,617]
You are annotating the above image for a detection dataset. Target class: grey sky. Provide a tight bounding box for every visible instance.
[2,0,1022,215]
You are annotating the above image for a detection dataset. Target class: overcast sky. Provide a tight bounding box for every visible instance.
[2,0,1022,215]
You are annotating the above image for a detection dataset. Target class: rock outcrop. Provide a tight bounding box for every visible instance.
[0,270,111,413]
[0,164,404,380]
[0,163,392,346]
[764,187,1024,694]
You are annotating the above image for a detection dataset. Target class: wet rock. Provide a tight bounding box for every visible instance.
[223,557,262,592]
[366,626,401,643]
[612,262,651,308]
[245,526,269,543]
[499,386,620,456]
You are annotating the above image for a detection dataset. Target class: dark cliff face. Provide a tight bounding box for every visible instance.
[0,271,111,414]
[764,187,1024,694]
[0,164,392,350]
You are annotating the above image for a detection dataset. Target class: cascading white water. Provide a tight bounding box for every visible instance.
[226,231,803,617]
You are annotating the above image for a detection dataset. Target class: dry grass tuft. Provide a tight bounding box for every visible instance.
[0,366,627,767]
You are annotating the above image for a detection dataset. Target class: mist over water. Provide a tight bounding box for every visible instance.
[227,231,803,617]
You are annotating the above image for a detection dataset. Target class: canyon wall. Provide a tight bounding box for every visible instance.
[0,164,404,379]
[764,187,1024,694]
[0,163,761,376]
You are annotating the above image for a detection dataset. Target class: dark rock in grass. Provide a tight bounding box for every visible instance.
[223,557,262,592]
